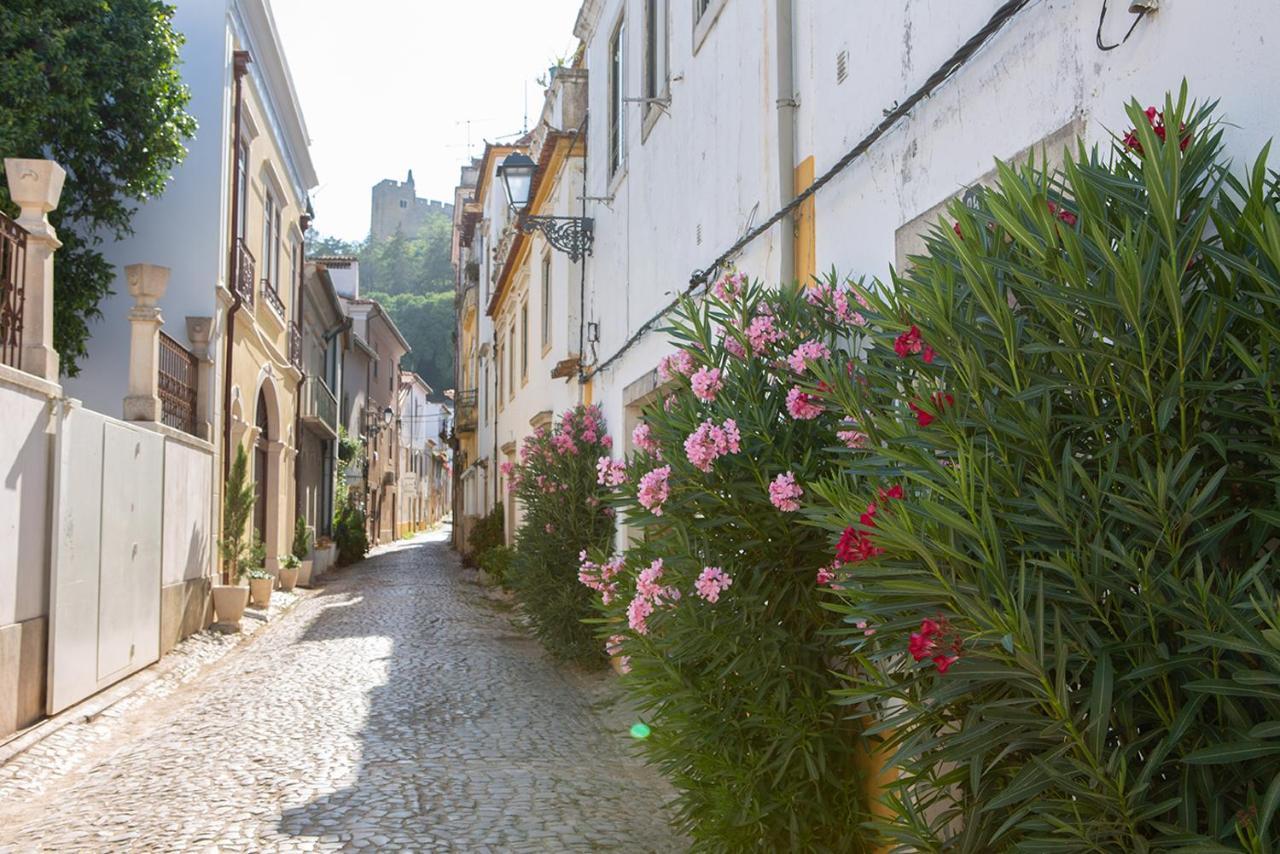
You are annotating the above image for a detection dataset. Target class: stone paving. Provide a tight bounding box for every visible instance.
[0,529,684,852]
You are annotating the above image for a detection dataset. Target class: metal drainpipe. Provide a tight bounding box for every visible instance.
[775,0,796,285]
[222,50,250,513]
[293,228,308,523]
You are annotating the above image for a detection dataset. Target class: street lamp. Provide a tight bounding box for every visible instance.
[382,405,394,428]
[497,151,594,263]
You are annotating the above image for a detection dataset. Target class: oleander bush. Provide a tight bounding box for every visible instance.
[508,404,616,664]
[583,274,879,851]
[806,89,1280,851]
[468,503,505,567]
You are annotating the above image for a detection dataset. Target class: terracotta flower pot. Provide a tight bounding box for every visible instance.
[248,576,273,608]
[297,558,314,588]
[278,566,299,592]
[212,585,250,630]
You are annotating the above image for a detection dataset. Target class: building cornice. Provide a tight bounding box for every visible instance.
[231,0,318,199]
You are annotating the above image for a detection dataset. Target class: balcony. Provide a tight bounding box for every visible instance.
[261,277,285,319]
[300,375,338,438]
[288,320,303,371]
[233,238,255,305]
[455,388,477,432]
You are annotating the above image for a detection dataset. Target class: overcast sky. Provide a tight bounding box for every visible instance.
[271,0,583,241]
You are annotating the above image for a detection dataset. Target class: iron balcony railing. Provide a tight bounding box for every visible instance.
[288,320,303,370]
[300,374,338,437]
[233,238,255,306]
[0,212,27,370]
[455,388,478,431]
[261,277,285,318]
[158,331,198,435]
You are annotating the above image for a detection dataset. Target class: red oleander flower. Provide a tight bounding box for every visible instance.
[894,325,924,358]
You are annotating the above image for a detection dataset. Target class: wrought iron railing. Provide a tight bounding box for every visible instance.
[455,388,478,431]
[288,319,303,370]
[301,375,338,436]
[0,212,27,369]
[158,331,198,435]
[233,238,255,305]
[261,277,285,318]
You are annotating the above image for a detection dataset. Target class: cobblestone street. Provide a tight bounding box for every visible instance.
[0,529,683,852]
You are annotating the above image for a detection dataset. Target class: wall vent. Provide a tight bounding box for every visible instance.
[836,49,849,85]
[696,223,703,246]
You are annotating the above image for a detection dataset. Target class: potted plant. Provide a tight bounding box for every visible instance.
[278,553,300,592]
[246,539,273,608]
[291,514,314,587]
[213,446,255,630]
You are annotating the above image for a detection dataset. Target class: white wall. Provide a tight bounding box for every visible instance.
[162,437,216,587]
[0,369,57,628]
[576,0,1280,493]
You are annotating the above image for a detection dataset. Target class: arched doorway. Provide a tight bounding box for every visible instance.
[253,390,271,543]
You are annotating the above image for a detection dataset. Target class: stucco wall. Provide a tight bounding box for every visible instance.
[0,369,57,629]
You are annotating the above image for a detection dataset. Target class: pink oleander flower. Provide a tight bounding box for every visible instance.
[768,471,803,512]
[552,430,578,455]
[632,422,660,454]
[746,314,783,355]
[855,620,876,637]
[596,456,628,487]
[601,435,613,449]
[637,465,672,515]
[657,350,697,381]
[683,419,741,473]
[618,655,632,673]
[712,271,746,302]
[837,428,868,449]
[786,386,823,420]
[694,566,733,603]
[690,366,723,402]
[544,523,555,534]
[787,339,831,373]
[723,332,747,359]
[816,561,838,586]
[636,558,666,598]
[606,634,625,657]
[499,461,515,477]
[627,594,654,634]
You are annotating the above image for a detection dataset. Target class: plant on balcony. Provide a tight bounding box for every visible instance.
[807,89,1280,850]
[508,404,616,664]
[218,445,257,584]
[583,275,877,850]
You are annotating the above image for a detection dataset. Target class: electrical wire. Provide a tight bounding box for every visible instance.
[581,0,1032,382]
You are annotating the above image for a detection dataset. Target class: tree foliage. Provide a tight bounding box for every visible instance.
[0,0,196,375]
[307,210,455,392]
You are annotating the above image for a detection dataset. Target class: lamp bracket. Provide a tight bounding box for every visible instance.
[518,214,594,263]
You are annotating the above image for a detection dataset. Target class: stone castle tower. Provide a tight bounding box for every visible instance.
[370,170,454,242]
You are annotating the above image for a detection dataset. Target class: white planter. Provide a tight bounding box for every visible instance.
[297,558,314,587]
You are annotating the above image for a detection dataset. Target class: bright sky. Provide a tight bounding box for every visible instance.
[272,0,583,241]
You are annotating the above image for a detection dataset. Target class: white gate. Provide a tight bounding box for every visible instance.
[46,404,164,714]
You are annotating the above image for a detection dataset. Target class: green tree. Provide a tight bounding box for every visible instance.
[368,290,454,393]
[0,0,196,375]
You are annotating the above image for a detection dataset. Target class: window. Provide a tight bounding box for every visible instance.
[508,328,516,400]
[261,190,281,293]
[643,0,668,105]
[608,18,626,177]
[695,0,712,20]
[235,143,249,240]
[496,339,504,408]
[399,199,408,209]
[693,0,727,53]
[520,301,529,382]
[540,254,552,349]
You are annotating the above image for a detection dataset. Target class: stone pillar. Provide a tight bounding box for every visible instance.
[122,263,170,423]
[186,316,214,440]
[4,158,66,380]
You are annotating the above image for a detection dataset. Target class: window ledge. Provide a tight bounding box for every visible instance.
[693,0,729,55]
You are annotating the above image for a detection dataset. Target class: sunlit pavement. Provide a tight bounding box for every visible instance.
[0,528,681,852]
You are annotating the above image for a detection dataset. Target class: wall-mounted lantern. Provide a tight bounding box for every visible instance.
[497,151,594,263]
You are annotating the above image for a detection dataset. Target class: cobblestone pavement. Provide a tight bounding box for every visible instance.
[0,529,684,852]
